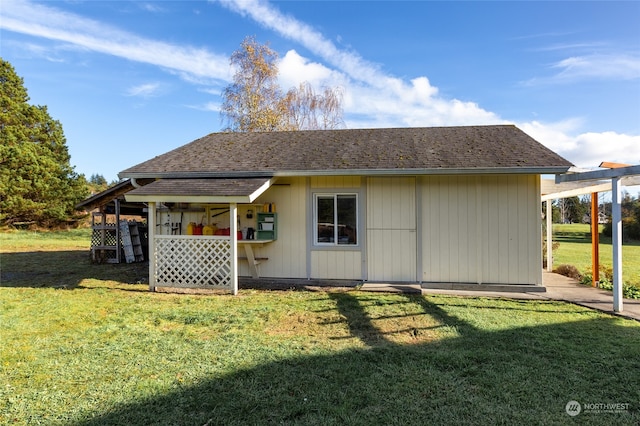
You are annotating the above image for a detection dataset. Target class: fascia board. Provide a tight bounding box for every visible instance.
[124,194,254,204]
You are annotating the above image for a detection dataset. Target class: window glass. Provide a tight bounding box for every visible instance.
[316,196,335,243]
[337,195,357,245]
[315,194,357,246]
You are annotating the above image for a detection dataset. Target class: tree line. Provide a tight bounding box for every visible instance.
[551,194,640,240]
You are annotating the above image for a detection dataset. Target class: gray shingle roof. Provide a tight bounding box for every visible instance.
[119,125,572,178]
[128,178,271,197]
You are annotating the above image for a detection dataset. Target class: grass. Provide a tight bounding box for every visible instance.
[1,230,640,425]
[552,223,640,289]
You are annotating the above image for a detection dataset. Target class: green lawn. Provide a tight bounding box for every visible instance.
[552,223,640,285]
[1,230,639,425]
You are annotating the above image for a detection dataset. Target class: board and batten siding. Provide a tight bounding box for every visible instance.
[242,177,307,279]
[421,174,542,285]
[309,176,364,280]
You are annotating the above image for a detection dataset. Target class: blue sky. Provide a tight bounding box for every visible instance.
[2,0,639,185]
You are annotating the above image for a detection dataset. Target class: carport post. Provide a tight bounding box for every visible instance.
[611,178,623,312]
[546,199,552,271]
[591,192,599,287]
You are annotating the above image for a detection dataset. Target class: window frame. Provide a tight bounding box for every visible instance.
[313,192,359,247]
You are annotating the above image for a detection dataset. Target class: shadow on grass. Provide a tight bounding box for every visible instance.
[74,293,639,426]
[0,251,148,289]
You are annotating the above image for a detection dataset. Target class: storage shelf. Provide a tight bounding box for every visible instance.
[256,212,277,240]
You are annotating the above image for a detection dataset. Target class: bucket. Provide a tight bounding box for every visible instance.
[203,224,217,235]
[187,222,196,235]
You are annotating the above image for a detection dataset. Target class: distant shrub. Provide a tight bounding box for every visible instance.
[553,264,582,280]
[580,265,640,299]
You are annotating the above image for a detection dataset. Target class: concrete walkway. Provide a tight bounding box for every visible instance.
[361,271,640,321]
[538,271,640,321]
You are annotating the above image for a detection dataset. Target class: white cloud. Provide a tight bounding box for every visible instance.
[519,120,640,168]
[524,54,640,85]
[186,101,221,113]
[1,0,231,82]
[278,50,346,90]
[553,54,640,80]
[126,83,161,98]
[139,3,166,13]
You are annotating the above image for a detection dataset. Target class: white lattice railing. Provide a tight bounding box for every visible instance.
[154,235,232,289]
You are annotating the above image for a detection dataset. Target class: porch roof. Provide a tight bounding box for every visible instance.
[125,177,274,203]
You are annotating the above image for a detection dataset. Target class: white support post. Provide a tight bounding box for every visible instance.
[148,202,156,291]
[611,177,623,312]
[230,203,238,295]
[115,198,121,264]
[546,199,552,272]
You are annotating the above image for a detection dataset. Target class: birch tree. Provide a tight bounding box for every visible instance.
[221,37,344,132]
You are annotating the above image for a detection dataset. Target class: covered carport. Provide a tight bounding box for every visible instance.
[542,163,640,312]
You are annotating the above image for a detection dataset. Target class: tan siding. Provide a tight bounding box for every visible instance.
[311,251,362,279]
[251,177,307,278]
[311,176,361,188]
[422,174,540,285]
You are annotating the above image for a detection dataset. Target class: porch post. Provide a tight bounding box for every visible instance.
[611,178,623,312]
[230,202,238,295]
[148,202,156,291]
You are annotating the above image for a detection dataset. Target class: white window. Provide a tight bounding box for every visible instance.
[314,193,358,246]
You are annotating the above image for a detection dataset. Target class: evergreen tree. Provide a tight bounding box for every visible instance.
[89,174,108,187]
[0,58,88,226]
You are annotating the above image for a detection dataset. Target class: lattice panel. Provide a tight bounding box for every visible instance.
[154,237,232,289]
[91,228,118,247]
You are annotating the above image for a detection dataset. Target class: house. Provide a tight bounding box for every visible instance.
[119,125,573,293]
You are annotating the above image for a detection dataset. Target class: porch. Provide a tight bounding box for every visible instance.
[125,177,276,295]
